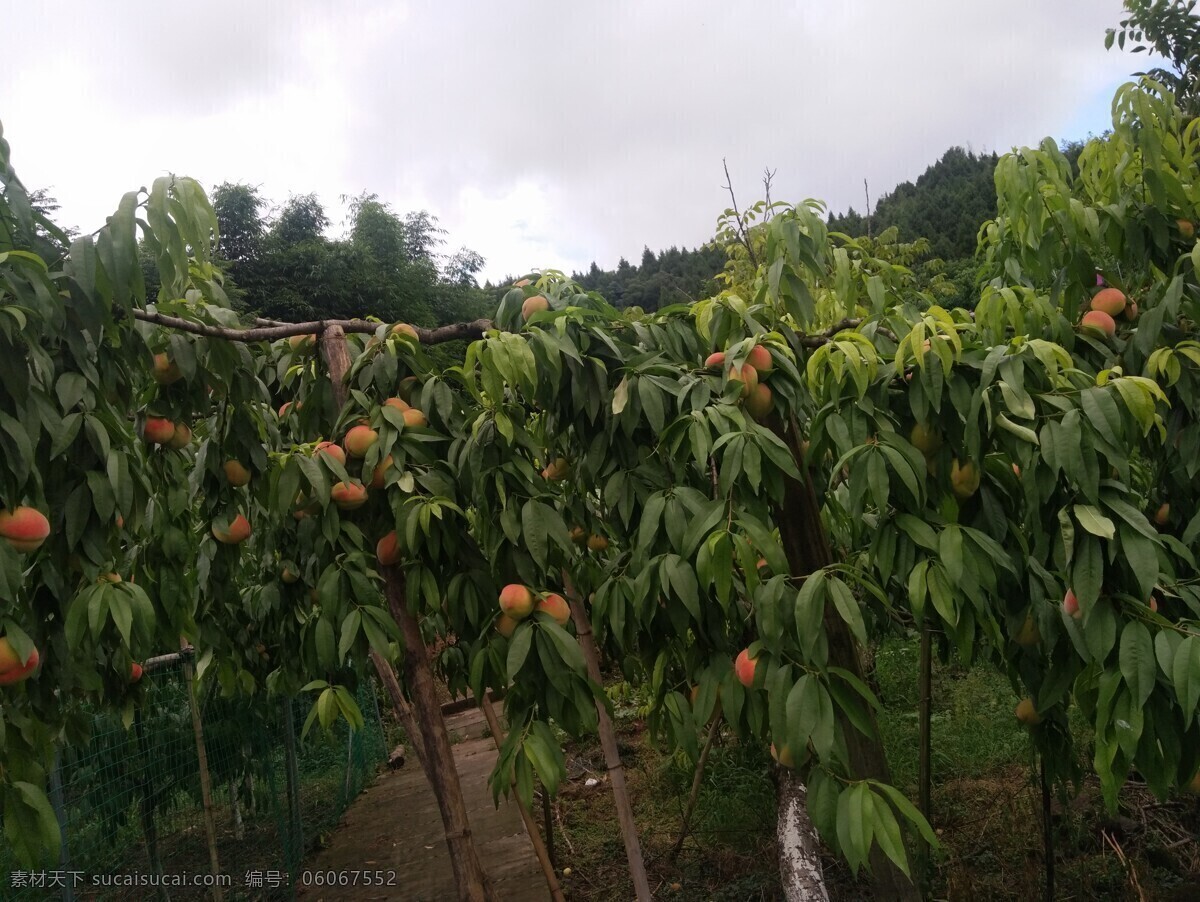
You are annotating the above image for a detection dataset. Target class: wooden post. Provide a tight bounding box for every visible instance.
[1041,757,1054,902]
[560,570,652,902]
[133,710,169,901]
[479,696,567,902]
[48,750,76,902]
[282,698,304,867]
[917,618,933,900]
[383,568,498,901]
[669,709,722,861]
[181,647,224,902]
[772,416,918,901]
[371,648,430,777]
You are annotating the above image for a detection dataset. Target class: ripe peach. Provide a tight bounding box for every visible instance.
[343,425,379,458]
[401,408,427,429]
[223,460,251,486]
[587,535,609,552]
[143,417,177,444]
[542,458,570,481]
[1063,588,1081,620]
[746,344,774,374]
[1081,310,1117,338]
[130,662,144,683]
[704,351,726,369]
[167,423,192,450]
[314,442,347,467]
[521,295,550,320]
[0,645,39,685]
[391,323,419,340]
[496,613,519,638]
[212,514,251,544]
[152,353,182,385]
[370,455,394,489]
[1153,503,1170,526]
[331,482,368,510]
[745,383,774,421]
[1090,288,1127,317]
[735,648,759,688]
[376,531,401,566]
[537,593,571,626]
[1015,697,1041,725]
[383,397,410,412]
[498,584,535,620]
[727,364,759,398]
[0,507,50,553]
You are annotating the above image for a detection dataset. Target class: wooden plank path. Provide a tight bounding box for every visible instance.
[297,706,547,901]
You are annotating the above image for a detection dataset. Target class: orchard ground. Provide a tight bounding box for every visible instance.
[516,637,1200,900]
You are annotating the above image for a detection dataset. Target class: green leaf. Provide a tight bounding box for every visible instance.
[873,781,938,847]
[521,500,548,570]
[869,791,911,877]
[540,620,586,674]
[339,609,362,660]
[827,577,867,646]
[506,622,533,677]
[1173,636,1200,728]
[1119,621,1155,709]
[794,574,826,659]
[1074,504,1116,540]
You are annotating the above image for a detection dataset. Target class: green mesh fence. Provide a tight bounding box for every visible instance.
[1,655,388,901]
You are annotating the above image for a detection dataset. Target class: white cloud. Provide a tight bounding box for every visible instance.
[2,0,1139,284]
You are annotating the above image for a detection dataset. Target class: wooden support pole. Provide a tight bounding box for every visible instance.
[560,570,652,902]
[917,618,933,900]
[181,648,224,902]
[479,696,567,902]
[669,708,722,862]
[383,568,498,901]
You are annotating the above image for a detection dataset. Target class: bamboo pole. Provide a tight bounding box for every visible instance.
[560,569,652,902]
[479,696,566,902]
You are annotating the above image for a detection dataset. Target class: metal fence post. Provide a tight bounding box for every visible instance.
[282,697,303,870]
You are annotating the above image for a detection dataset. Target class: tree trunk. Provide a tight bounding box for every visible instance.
[560,570,653,902]
[772,416,918,901]
[322,322,494,900]
[777,769,830,902]
[384,568,498,902]
[318,322,431,781]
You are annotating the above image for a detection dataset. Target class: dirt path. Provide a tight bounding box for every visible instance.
[297,707,546,901]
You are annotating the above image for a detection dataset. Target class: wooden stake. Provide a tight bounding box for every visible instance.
[669,708,722,861]
[479,695,566,902]
[918,618,933,900]
[181,647,224,902]
[560,570,652,902]
[384,569,498,902]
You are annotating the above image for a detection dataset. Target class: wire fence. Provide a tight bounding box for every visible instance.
[1,654,389,901]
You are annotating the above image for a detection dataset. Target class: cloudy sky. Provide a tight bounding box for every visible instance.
[3,1,1138,284]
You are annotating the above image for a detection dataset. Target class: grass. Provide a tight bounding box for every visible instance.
[545,637,1200,900]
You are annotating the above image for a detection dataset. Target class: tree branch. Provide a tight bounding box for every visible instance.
[722,158,759,269]
[131,309,492,345]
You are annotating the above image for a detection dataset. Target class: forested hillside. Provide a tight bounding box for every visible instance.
[827,146,1000,261]
[170,185,495,327]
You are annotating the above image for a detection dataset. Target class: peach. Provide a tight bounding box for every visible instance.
[0,507,50,553]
